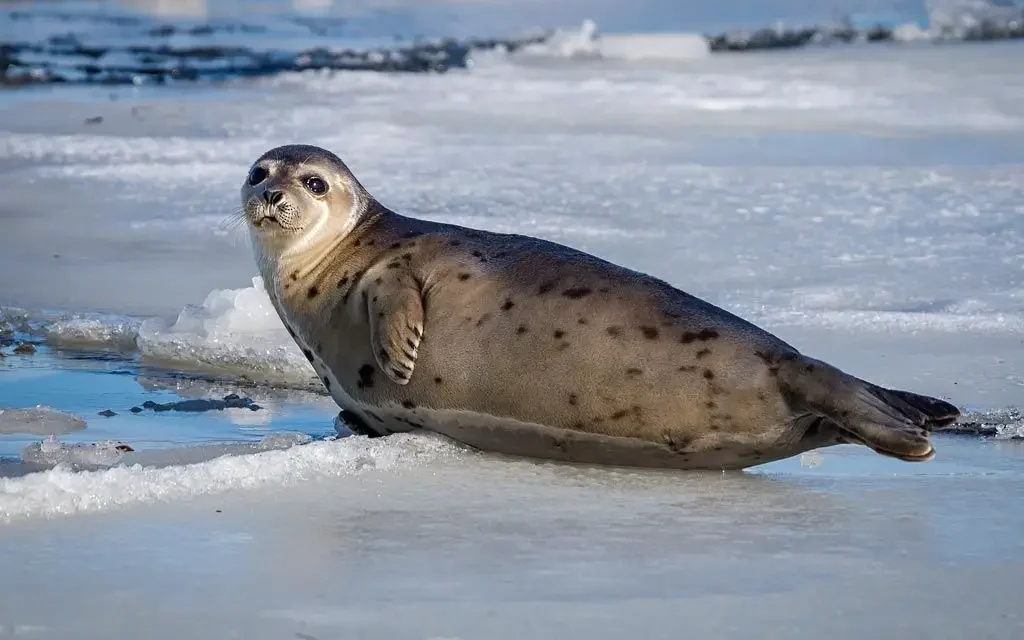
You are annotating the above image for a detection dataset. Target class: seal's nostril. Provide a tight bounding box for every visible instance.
[262,189,285,205]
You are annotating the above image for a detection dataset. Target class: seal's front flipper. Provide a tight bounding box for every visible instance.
[366,273,425,385]
[775,353,957,462]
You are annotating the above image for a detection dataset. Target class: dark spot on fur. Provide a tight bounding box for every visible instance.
[375,277,383,285]
[568,393,578,406]
[663,311,682,319]
[472,250,483,258]
[502,299,515,311]
[626,367,642,376]
[640,326,659,340]
[538,280,556,295]
[290,271,298,281]
[322,376,331,390]
[337,276,349,288]
[695,348,711,359]
[402,253,412,262]
[357,364,375,389]
[703,369,715,380]
[558,342,570,351]
[805,364,815,372]
[710,425,720,431]
[390,242,401,249]
[377,311,385,319]
[307,286,319,299]
[713,446,725,452]
[681,328,719,344]
[757,391,768,401]
[705,400,716,409]
[316,343,322,353]
[577,317,587,325]
[476,313,492,327]
[354,239,361,247]
[458,273,471,281]
[372,296,378,303]
[562,287,592,299]
[434,376,443,385]
[606,326,622,337]
[387,261,401,269]
[449,240,461,247]
[302,349,314,363]
[516,325,528,335]
[678,365,697,373]
[402,400,416,409]
[610,409,629,420]
[554,329,565,339]
[599,287,610,293]
[367,240,375,246]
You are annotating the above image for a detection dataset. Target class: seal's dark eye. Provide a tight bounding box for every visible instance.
[304,176,328,195]
[248,166,267,186]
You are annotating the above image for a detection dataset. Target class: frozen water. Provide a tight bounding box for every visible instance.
[20,433,133,469]
[2,431,462,521]
[0,406,87,435]
[136,276,318,387]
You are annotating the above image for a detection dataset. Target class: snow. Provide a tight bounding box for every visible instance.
[1,432,462,521]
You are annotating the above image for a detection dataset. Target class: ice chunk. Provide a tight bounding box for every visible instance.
[136,277,317,387]
[511,20,709,62]
[21,434,133,469]
[0,407,87,435]
[256,431,313,451]
[1,432,464,521]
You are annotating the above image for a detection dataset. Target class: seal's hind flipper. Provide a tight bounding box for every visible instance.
[862,385,961,430]
[775,353,958,462]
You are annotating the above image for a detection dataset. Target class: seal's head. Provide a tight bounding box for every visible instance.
[241,144,371,256]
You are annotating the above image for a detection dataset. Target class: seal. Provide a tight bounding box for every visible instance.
[240,144,961,470]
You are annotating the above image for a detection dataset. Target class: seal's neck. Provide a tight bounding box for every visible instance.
[252,201,387,305]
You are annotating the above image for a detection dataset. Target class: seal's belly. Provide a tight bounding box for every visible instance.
[340,402,814,471]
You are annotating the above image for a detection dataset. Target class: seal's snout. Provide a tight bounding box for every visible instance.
[262,189,285,206]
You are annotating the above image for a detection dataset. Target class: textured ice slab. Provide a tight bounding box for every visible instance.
[21,434,133,469]
[0,432,463,521]
[136,276,317,387]
[0,407,87,435]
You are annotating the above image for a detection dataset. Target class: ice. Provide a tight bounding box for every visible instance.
[21,434,133,469]
[0,432,464,521]
[507,20,710,61]
[136,276,317,387]
[0,407,87,435]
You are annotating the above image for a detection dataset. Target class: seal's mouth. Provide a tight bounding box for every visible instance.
[252,213,280,228]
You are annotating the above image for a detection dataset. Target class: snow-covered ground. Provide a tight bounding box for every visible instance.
[1,1,1023,637]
